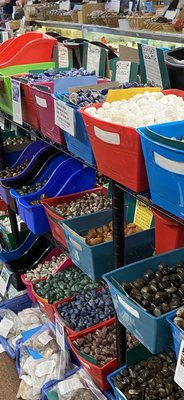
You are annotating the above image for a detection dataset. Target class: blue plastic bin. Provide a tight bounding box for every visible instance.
[167,311,184,358]
[54,95,95,165]
[17,162,96,235]
[103,247,184,354]
[61,209,155,280]
[0,232,37,263]
[0,141,49,203]
[137,120,184,219]
[0,293,32,359]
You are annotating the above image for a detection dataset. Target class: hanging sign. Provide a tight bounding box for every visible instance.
[11,80,22,125]
[138,44,170,89]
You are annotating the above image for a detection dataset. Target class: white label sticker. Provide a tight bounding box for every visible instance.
[55,100,75,136]
[142,45,163,89]
[58,378,84,395]
[87,44,101,76]
[11,80,22,125]
[58,44,69,68]
[38,331,53,346]
[116,61,131,84]
[0,266,12,297]
[0,318,13,338]
[35,359,55,377]
[154,152,184,174]
[117,295,140,319]
[174,338,184,390]
[94,126,120,145]
[55,316,65,352]
[35,95,47,108]
[2,31,8,42]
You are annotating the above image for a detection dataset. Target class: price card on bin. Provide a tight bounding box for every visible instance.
[55,99,76,136]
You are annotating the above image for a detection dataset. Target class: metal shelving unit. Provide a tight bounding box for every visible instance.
[35,20,184,44]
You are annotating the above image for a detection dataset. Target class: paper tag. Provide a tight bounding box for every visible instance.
[2,31,8,42]
[115,61,131,84]
[38,331,53,345]
[58,44,69,68]
[0,318,13,338]
[35,359,55,377]
[142,45,163,89]
[54,100,75,136]
[174,338,184,390]
[11,80,22,125]
[35,95,47,108]
[12,333,22,348]
[58,378,84,395]
[165,9,177,20]
[55,316,65,351]
[87,44,101,76]
[0,266,12,297]
[134,199,153,230]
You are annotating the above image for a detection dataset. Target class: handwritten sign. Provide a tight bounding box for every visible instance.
[58,44,69,68]
[55,99,75,136]
[116,61,131,83]
[87,44,101,76]
[142,45,163,88]
[134,199,153,230]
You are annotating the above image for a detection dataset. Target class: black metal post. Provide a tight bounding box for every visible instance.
[8,206,20,248]
[112,180,127,367]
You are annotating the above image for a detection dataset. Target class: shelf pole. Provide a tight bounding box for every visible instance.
[8,206,20,248]
[112,180,127,367]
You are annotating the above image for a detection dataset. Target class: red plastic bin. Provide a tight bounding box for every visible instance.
[68,319,117,391]
[153,208,184,254]
[21,248,69,303]
[32,86,66,145]
[32,260,75,323]
[41,187,105,248]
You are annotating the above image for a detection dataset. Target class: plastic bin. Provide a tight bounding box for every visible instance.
[0,293,32,359]
[21,253,71,303]
[68,319,117,391]
[41,187,105,248]
[32,260,75,322]
[153,208,184,254]
[17,164,96,235]
[165,48,184,90]
[103,247,184,354]
[61,209,155,280]
[0,231,37,262]
[167,311,184,359]
[138,120,184,219]
[0,76,13,114]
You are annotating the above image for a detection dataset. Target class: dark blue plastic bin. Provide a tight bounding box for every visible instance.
[137,120,184,219]
[5,149,24,168]
[0,232,37,263]
[0,293,32,359]
[17,162,96,235]
[61,209,155,280]
[103,247,184,354]
[0,141,49,204]
[166,311,184,358]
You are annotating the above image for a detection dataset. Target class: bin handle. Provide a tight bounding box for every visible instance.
[94,126,120,145]
[117,295,140,319]
[154,152,184,175]
[35,95,47,108]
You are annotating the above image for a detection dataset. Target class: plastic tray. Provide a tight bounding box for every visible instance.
[32,260,75,323]
[17,163,96,235]
[0,293,32,359]
[41,187,105,248]
[138,119,184,219]
[61,209,155,280]
[103,247,184,354]
[166,311,184,358]
[21,251,70,303]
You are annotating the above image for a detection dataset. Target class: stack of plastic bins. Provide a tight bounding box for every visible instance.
[41,187,105,248]
[137,118,184,219]
[32,74,97,144]
[16,161,96,235]
[61,209,155,280]
[103,247,184,354]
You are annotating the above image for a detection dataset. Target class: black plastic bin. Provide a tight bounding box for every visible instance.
[165,47,184,90]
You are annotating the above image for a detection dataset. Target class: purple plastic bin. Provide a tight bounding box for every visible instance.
[32,86,66,145]
[0,141,49,203]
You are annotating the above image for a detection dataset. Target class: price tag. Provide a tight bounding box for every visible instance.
[164,9,178,20]
[60,0,70,11]
[55,316,65,352]
[115,61,131,83]
[2,31,8,42]
[11,80,22,125]
[134,199,153,230]
[174,338,184,390]
[0,266,12,297]
[141,45,163,88]
[87,44,101,76]
[54,99,75,136]
[58,44,69,68]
